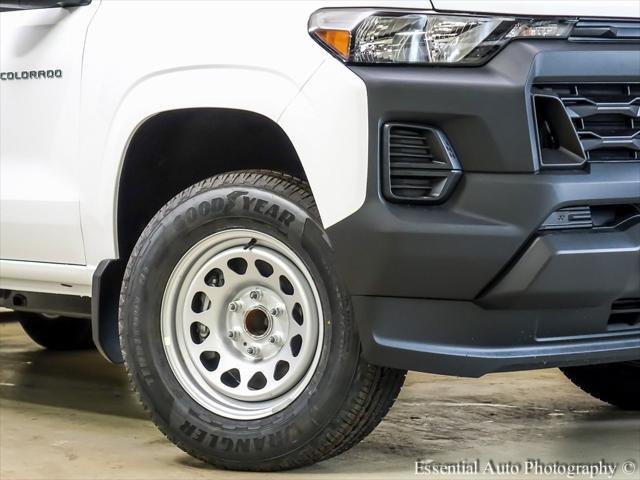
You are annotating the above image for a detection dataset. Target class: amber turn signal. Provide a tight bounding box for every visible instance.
[314,29,351,60]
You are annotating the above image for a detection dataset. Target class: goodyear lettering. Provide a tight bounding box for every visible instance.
[174,192,296,230]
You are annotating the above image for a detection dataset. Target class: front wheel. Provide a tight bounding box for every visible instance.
[119,171,406,471]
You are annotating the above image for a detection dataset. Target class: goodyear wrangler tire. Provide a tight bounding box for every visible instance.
[119,170,406,471]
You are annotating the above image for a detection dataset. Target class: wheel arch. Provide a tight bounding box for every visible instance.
[95,106,312,363]
[116,107,309,261]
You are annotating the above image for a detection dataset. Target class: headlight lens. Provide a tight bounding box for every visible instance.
[309,9,576,65]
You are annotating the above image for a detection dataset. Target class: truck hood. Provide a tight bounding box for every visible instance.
[430,1,640,19]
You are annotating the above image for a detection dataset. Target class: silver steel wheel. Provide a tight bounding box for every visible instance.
[161,229,323,420]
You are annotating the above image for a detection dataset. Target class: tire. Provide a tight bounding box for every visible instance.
[561,361,640,410]
[119,170,406,471]
[17,312,94,350]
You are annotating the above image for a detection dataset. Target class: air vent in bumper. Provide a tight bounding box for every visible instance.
[533,83,640,168]
[540,204,640,231]
[540,206,593,230]
[382,124,461,204]
[608,299,640,332]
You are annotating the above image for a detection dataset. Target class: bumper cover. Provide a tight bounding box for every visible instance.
[481,225,640,310]
[327,40,640,375]
[329,163,640,301]
[352,223,640,377]
[354,296,640,378]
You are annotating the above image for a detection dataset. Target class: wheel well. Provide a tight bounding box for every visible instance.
[117,108,306,261]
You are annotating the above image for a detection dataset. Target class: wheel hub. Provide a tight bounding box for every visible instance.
[226,287,289,361]
[243,307,270,339]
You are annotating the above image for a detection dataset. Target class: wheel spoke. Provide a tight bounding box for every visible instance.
[199,283,222,301]
[264,264,306,307]
[192,330,226,353]
[212,353,235,375]
[218,266,247,295]
[183,307,200,321]
[275,346,297,367]
[287,319,305,336]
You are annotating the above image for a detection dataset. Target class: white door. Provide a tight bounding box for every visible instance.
[0,1,99,264]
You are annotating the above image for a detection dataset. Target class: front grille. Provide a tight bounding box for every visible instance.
[534,83,640,164]
[382,124,461,204]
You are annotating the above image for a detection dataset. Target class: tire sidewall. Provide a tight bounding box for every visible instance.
[121,183,359,466]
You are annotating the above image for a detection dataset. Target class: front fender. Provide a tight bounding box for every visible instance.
[79,66,312,266]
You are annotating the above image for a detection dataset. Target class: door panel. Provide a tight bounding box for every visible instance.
[0,3,98,264]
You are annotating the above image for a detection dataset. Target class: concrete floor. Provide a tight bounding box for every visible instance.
[1,310,639,480]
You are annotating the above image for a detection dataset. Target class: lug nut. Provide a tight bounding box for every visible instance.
[246,346,260,356]
[228,301,241,312]
[270,307,282,317]
[227,330,239,340]
[249,289,262,301]
[268,335,281,345]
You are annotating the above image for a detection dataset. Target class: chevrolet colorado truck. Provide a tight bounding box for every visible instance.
[1,0,639,471]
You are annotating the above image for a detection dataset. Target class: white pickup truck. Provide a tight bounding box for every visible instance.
[1,0,639,471]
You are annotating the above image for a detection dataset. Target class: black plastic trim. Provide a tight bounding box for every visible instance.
[0,289,91,318]
[381,123,462,204]
[91,259,125,363]
[355,295,640,377]
[480,223,640,309]
[571,20,640,41]
[328,163,640,301]
[532,93,586,168]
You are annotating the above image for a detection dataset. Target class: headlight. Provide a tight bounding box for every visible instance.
[309,9,576,65]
